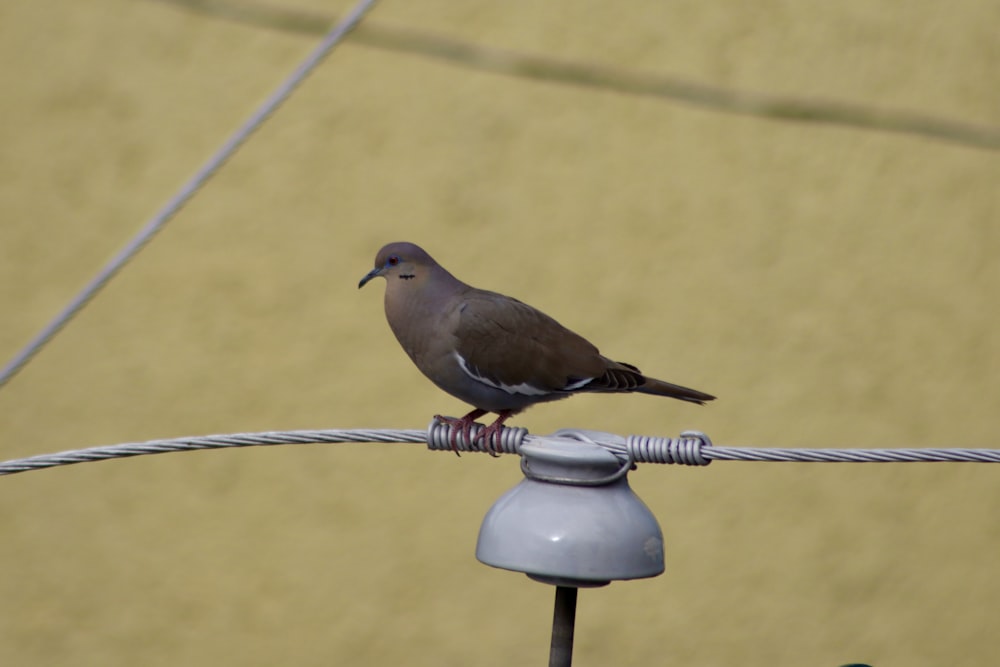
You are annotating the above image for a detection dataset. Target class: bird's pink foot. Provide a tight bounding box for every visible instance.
[475,411,514,457]
[434,409,487,456]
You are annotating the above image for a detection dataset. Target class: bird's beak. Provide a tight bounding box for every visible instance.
[358,266,383,289]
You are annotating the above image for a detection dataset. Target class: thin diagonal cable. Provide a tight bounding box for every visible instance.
[0,0,379,390]
[154,0,1000,151]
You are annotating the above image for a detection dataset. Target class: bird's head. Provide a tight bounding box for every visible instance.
[358,242,436,290]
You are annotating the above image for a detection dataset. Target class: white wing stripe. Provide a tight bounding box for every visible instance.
[455,352,550,396]
[454,352,594,395]
[564,376,594,391]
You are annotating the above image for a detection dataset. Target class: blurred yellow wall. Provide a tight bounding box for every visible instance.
[1,1,998,665]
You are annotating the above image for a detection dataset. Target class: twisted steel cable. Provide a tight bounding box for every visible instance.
[2,422,998,477]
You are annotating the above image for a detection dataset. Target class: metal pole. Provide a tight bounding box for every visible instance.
[549,585,578,667]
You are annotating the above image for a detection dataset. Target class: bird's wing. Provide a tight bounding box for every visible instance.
[452,290,610,394]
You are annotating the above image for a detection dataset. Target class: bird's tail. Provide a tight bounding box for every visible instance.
[635,377,716,405]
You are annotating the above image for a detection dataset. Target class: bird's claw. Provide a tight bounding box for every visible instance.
[434,409,510,457]
[434,409,487,456]
[476,411,514,457]
[475,421,504,458]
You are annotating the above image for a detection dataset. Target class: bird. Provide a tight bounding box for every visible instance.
[359,242,714,454]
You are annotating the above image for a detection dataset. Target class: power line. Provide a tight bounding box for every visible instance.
[2,423,998,476]
[156,0,1000,152]
[0,0,380,390]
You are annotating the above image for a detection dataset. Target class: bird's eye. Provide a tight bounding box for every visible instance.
[387,255,400,266]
